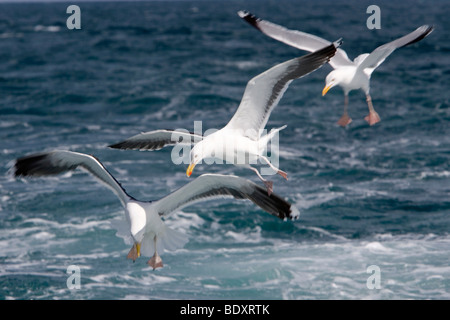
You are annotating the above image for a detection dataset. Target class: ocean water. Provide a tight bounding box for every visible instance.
[0,0,449,300]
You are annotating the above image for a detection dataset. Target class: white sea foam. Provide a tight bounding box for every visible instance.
[34,25,61,32]
[1,1,447,300]
[0,32,23,39]
[23,217,110,231]
[224,226,263,244]
[364,241,394,253]
[295,190,345,210]
[216,59,261,70]
[418,170,450,180]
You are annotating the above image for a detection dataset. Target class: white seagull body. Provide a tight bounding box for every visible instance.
[238,10,434,126]
[110,42,340,194]
[14,150,299,269]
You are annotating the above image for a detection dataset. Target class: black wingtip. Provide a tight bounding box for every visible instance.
[238,10,262,30]
[108,142,123,149]
[108,140,142,150]
[402,25,434,48]
[15,154,42,177]
[14,153,63,177]
[108,139,166,151]
[237,10,248,18]
[299,41,338,68]
[251,185,300,221]
[334,38,343,49]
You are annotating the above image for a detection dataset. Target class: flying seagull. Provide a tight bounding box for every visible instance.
[14,150,299,269]
[238,10,434,127]
[110,42,339,195]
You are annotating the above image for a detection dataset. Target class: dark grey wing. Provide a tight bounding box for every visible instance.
[109,129,203,151]
[14,150,133,207]
[357,25,434,73]
[225,41,340,140]
[238,10,352,69]
[154,173,300,221]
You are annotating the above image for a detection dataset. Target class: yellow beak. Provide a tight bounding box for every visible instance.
[186,163,196,177]
[322,84,332,96]
[136,243,141,257]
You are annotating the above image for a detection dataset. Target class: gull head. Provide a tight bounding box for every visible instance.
[187,133,224,177]
[322,70,343,96]
[187,140,206,177]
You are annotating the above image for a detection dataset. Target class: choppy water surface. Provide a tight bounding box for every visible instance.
[0,0,449,300]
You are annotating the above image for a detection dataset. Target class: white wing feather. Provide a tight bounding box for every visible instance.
[356,25,434,74]
[154,174,298,221]
[238,10,353,69]
[225,42,339,140]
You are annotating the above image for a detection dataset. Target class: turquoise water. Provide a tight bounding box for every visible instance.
[0,0,449,300]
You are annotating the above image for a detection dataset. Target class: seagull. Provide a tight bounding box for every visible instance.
[109,42,339,195]
[13,150,299,270]
[238,10,434,127]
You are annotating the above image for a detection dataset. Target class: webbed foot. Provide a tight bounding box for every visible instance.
[147,252,163,270]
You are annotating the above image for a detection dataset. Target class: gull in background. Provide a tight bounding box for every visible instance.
[238,10,434,127]
[14,150,299,269]
[110,42,340,195]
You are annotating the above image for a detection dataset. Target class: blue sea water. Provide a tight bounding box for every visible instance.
[0,0,449,300]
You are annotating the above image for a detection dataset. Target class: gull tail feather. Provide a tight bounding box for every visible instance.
[258,125,287,155]
[158,226,189,252]
[261,125,287,145]
[267,125,287,140]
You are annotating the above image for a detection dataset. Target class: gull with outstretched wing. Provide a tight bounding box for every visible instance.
[238,10,433,127]
[110,42,340,194]
[14,150,299,269]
